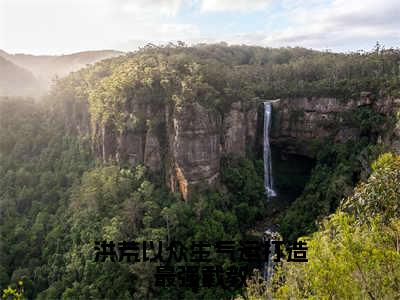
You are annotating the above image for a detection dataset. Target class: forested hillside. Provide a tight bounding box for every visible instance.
[246,153,400,299]
[1,44,399,299]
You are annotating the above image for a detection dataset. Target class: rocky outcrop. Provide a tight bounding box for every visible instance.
[65,91,400,198]
[89,100,166,169]
[245,104,259,153]
[374,97,400,154]
[223,102,246,156]
[270,93,400,156]
[222,101,260,157]
[391,121,400,153]
[167,102,221,200]
[85,99,260,199]
[144,128,162,172]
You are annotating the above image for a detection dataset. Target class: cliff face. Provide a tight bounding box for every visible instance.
[222,101,259,157]
[90,99,165,171]
[167,102,220,199]
[270,96,368,156]
[67,97,259,199]
[165,101,262,199]
[66,92,400,199]
[270,94,400,156]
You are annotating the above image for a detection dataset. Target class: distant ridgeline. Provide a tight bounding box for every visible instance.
[0,49,122,97]
[0,56,40,97]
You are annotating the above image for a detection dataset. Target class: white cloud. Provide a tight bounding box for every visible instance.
[1,0,399,54]
[201,0,270,12]
[262,0,400,51]
[108,0,185,17]
[1,0,112,54]
[0,0,197,54]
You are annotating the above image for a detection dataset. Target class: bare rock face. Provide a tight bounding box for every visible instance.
[222,101,260,157]
[77,97,259,199]
[388,98,400,154]
[267,93,400,157]
[144,127,162,172]
[87,120,118,163]
[60,97,91,137]
[118,129,145,166]
[368,96,400,154]
[167,102,220,200]
[83,98,165,171]
[223,102,246,156]
[334,128,360,143]
[165,100,260,199]
[269,95,380,156]
[272,97,349,139]
[69,90,399,199]
[245,104,259,149]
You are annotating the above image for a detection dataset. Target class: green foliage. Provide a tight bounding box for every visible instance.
[270,153,400,299]
[52,44,400,137]
[342,106,387,136]
[243,153,400,299]
[278,105,390,242]
[3,43,400,299]
[38,160,264,299]
[274,215,400,299]
[1,281,24,300]
[0,98,93,299]
[221,157,265,203]
[0,100,267,299]
[279,139,384,241]
[343,152,400,224]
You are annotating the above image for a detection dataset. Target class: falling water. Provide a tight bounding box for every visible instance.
[263,102,277,198]
[263,228,277,281]
[264,256,274,282]
[262,103,278,282]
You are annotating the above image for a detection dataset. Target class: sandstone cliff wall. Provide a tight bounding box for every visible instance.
[270,93,400,156]
[64,92,400,199]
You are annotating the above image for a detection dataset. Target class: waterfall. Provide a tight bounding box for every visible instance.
[263,102,277,198]
[263,227,279,282]
[262,102,278,282]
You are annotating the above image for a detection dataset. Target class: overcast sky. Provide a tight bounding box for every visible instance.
[1,0,399,55]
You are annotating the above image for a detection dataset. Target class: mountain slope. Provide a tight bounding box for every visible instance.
[0,56,40,97]
[0,49,123,93]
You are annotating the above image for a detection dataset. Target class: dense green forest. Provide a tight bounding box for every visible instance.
[246,153,400,299]
[1,44,400,299]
